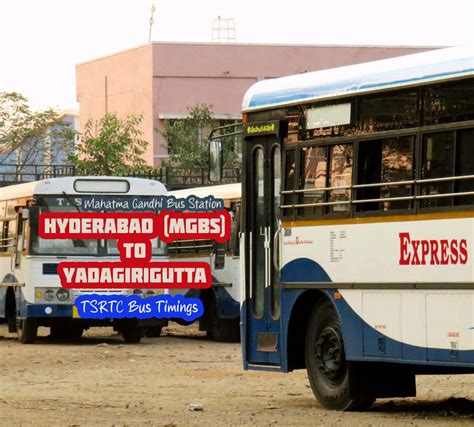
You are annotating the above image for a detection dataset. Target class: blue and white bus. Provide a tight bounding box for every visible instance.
[210,46,474,410]
[0,177,169,344]
[165,184,241,342]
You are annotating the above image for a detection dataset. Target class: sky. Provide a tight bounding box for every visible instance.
[0,0,473,111]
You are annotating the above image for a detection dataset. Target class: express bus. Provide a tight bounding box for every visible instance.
[0,177,168,344]
[210,46,474,410]
[164,183,241,342]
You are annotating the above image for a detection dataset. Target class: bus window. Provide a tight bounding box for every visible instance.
[283,149,296,217]
[327,144,352,214]
[230,205,240,257]
[299,146,327,217]
[421,131,455,208]
[5,221,16,253]
[359,90,418,133]
[423,79,474,125]
[252,147,265,318]
[357,136,414,212]
[455,128,474,205]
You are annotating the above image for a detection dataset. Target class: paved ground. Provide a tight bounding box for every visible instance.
[0,323,473,426]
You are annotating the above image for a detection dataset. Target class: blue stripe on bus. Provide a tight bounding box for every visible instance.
[281,258,474,369]
[248,57,474,109]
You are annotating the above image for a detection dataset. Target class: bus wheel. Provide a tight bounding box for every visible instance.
[305,300,374,411]
[143,326,162,338]
[207,301,240,342]
[18,318,38,344]
[122,320,142,344]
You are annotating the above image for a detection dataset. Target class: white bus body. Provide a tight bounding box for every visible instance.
[227,46,474,410]
[166,183,241,342]
[0,177,168,343]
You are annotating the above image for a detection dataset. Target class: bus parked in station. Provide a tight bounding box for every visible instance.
[210,46,474,410]
[0,177,169,344]
[165,184,241,342]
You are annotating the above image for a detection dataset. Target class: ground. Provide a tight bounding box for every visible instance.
[0,323,473,426]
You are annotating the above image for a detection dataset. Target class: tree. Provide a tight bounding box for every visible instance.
[0,92,75,175]
[69,113,149,175]
[161,103,239,169]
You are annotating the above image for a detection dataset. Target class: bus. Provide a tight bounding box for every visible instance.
[210,46,474,410]
[153,183,241,342]
[0,177,169,344]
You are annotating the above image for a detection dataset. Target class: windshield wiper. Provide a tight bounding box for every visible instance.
[62,191,81,212]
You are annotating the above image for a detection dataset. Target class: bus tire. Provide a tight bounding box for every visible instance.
[122,320,142,344]
[18,318,38,344]
[207,301,240,342]
[143,326,162,338]
[305,300,374,411]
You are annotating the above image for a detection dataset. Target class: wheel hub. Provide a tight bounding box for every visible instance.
[315,325,345,383]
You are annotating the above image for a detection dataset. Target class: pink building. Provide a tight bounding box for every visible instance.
[76,42,434,167]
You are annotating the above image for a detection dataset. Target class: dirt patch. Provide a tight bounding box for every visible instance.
[0,323,472,426]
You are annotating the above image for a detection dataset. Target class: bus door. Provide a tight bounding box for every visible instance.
[243,121,283,366]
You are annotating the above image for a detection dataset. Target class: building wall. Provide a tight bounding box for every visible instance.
[76,45,154,164]
[77,43,435,167]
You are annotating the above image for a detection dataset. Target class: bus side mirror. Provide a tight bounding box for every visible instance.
[209,139,223,182]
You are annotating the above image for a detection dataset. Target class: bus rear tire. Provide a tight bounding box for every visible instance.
[143,326,162,338]
[305,300,374,411]
[207,301,240,342]
[122,320,142,344]
[18,318,38,344]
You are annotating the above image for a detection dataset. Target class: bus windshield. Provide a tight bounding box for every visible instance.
[29,195,167,256]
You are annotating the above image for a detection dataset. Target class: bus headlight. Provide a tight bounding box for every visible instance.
[56,288,69,301]
[133,289,143,297]
[44,289,55,302]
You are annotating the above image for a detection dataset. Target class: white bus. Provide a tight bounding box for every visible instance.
[164,183,241,342]
[0,177,168,344]
[210,46,474,410]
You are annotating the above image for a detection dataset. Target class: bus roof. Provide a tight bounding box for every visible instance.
[170,183,241,201]
[242,46,474,112]
[0,177,167,200]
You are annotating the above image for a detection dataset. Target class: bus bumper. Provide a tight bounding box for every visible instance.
[25,303,73,318]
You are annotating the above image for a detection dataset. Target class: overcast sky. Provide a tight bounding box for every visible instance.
[0,0,473,111]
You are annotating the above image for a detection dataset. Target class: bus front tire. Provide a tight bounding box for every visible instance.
[18,318,38,344]
[305,300,374,411]
[122,320,142,344]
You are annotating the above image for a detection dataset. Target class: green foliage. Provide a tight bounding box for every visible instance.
[161,103,239,169]
[0,92,76,170]
[69,113,149,176]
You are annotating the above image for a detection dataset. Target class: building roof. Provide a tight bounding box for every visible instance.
[242,46,474,112]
